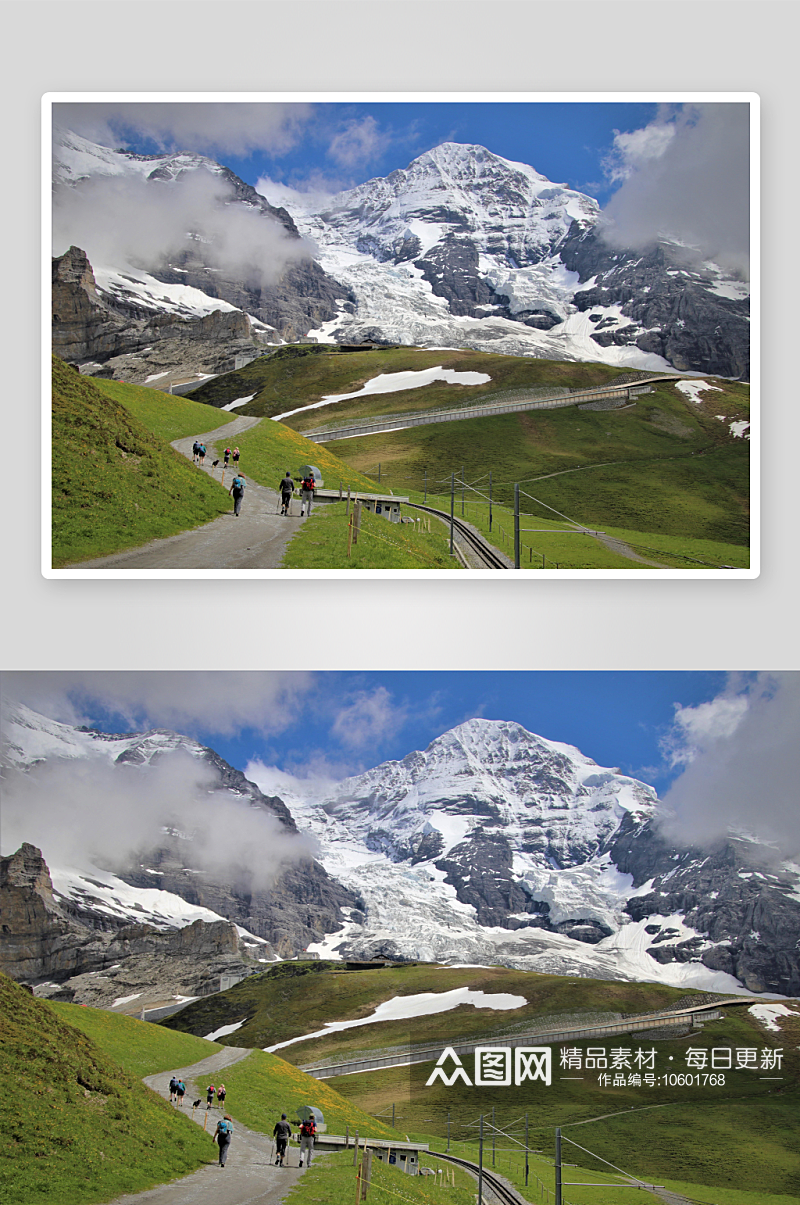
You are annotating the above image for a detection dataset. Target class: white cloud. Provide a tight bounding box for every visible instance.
[1,750,312,890]
[328,115,388,168]
[658,673,800,853]
[600,103,751,276]
[330,685,403,751]
[1,672,314,739]
[663,693,750,767]
[53,168,312,288]
[54,101,313,158]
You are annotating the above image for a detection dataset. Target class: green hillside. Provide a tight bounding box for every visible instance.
[158,961,800,1198]
[159,960,714,1057]
[186,344,651,423]
[51,357,233,566]
[186,345,750,565]
[91,376,243,444]
[0,973,213,1205]
[325,376,750,554]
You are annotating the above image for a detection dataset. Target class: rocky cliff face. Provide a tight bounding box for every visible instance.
[52,129,352,374]
[559,231,750,380]
[0,843,250,1005]
[1,703,360,989]
[607,814,800,994]
[52,245,254,366]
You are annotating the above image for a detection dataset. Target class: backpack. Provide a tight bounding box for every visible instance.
[233,477,244,492]
[300,1120,315,1137]
[218,1120,231,1136]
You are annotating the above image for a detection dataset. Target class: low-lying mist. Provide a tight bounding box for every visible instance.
[2,749,315,891]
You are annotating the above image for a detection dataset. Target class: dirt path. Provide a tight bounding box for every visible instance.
[593,533,665,566]
[105,1046,310,1205]
[74,415,306,570]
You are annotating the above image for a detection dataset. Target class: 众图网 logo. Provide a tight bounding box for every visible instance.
[426,1047,552,1088]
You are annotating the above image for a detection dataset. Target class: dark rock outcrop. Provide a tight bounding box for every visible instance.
[52,246,253,364]
[607,814,800,994]
[559,228,750,380]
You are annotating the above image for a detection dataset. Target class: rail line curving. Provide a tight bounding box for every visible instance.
[406,502,511,569]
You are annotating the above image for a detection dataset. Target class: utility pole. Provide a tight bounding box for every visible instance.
[555,1128,562,1205]
[488,471,492,532]
[447,1111,450,1152]
[492,1106,496,1166]
[478,1115,484,1205]
[514,484,520,569]
[461,465,465,515]
[449,472,455,554]
[391,1104,395,1128]
[525,1114,529,1187]
[424,467,427,503]
[378,463,381,483]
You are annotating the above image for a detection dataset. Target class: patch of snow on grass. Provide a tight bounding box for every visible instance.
[264,986,528,1053]
[112,992,142,1008]
[273,367,492,421]
[675,380,724,405]
[204,1019,247,1041]
[222,394,257,412]
[729,420,750,439]
[749,1003,800,1032]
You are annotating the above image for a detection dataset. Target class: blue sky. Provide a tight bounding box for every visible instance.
[4,670,734,794]
[56,98,662,205]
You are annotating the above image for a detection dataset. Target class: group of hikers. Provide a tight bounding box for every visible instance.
[166,1075,317,1171]
[190,436,318,521]
[280,470,316,516]
[273,1112,317,1168]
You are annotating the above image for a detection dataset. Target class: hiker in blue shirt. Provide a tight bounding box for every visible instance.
[229,474,246,516]
[214,1115,234,1167]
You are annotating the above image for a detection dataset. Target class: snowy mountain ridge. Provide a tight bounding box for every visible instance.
[51,130,750,380]
[3,705,794,997]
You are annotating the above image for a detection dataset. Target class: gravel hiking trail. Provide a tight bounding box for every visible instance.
[74,415,306,570]
[105,1045,310,1205]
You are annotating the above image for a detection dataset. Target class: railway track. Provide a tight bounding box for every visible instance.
[407,502,511,569]
[430,1150,527,1205]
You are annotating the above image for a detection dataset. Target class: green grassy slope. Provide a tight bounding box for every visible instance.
[281,501,462,569]
[158,962,799,1197]
[325,377,750,551]
[0,974,214,1205]
[91,377,240,444]
[187,347,750,564]
[51,357,233,566]
[187,344,654,423]
[206,407,378,495]
[158,961,717,1059]
[48,1002,225,1079]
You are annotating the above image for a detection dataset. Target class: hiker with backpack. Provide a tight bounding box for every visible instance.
[192,441,200,464]
[229,474,246,516]
[168,1076,178,1103]
[217,1084,226,1108]
[214,1115,234,1167]
[232,447,240,467]
[279,471,295,515]
[299,1115,316,1167]
[206,1084,216,1108]
[199,444,207,466]
[175,1079,186,1106]
[300,471,315,516]
[224,448,231,467]
[272,1114,292,1166]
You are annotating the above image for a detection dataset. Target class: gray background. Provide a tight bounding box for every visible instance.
[7,1,793,673]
